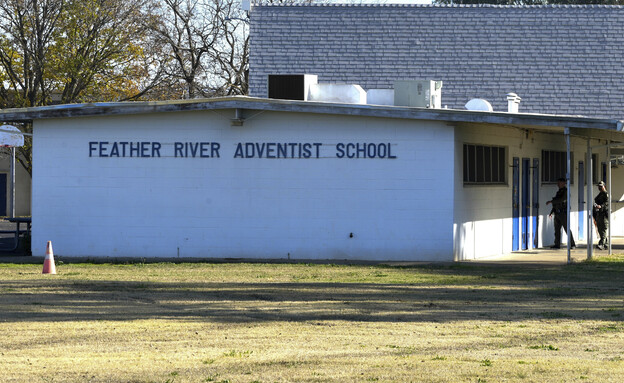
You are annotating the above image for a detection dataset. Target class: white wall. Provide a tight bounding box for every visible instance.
[32,110,455,260]
[454,124,608,260]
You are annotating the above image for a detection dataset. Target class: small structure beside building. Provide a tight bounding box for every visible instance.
[0,126,30,217]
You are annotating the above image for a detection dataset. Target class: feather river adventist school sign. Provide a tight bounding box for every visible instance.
[88,141,397,159]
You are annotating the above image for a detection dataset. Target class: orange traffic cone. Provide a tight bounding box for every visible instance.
[42,241,57,275]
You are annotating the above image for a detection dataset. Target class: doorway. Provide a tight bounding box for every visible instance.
[578,161,585,241]
[532,158,540,248]
[513,158,520,251]
[513,158,539,251]
[522,158,530,250]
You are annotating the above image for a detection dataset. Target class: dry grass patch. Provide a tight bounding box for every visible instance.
[0,258,624,382]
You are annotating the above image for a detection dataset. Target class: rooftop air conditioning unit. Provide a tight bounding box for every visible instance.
[308,83,367,104]
[393,80,443,108]
[268,74,318,101]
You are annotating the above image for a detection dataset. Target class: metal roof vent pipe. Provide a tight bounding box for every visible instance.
[507,93,522,113]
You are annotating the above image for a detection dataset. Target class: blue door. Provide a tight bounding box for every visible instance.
[522,158,530,250]
[532,158,540,249]
[512,158,520,251]
[578,161,585,241]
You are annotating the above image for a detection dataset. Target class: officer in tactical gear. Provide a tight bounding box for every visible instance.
[546,178,576,249]
[593,181,609,250]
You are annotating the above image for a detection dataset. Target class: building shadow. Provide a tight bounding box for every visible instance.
[1,261,623,325]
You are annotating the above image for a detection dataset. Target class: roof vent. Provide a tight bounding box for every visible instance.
[465,99,493,112]
[307,83,367,104]
[507,93,522,113]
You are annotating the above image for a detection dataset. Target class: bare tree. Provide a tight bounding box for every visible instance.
[210,0,249,96]
[53,0,158,103]
[151,0,224,99]
[0,0,66,175]
[0,0,65,108]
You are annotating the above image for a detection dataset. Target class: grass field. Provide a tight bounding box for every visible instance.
[1,257,624,383]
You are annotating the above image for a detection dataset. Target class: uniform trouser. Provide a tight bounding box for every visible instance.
[596,214,609,246]
[554,213,576,247]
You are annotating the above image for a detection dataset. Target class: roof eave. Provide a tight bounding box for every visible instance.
[1,96,621,133]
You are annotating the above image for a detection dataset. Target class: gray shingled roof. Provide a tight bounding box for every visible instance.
[249,4,624,119]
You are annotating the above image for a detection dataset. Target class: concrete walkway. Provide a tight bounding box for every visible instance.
[463,238,624,265]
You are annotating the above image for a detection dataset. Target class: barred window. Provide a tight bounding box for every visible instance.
[542,150,574,183]
[463,144,506,184]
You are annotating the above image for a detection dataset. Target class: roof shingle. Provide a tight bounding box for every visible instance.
[249,4,624,118]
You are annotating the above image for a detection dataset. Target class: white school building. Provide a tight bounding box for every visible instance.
[2,96,623,261]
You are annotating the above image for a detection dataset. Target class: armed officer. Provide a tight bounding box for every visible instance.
[546,178,576,249]
[594,181,609,250]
